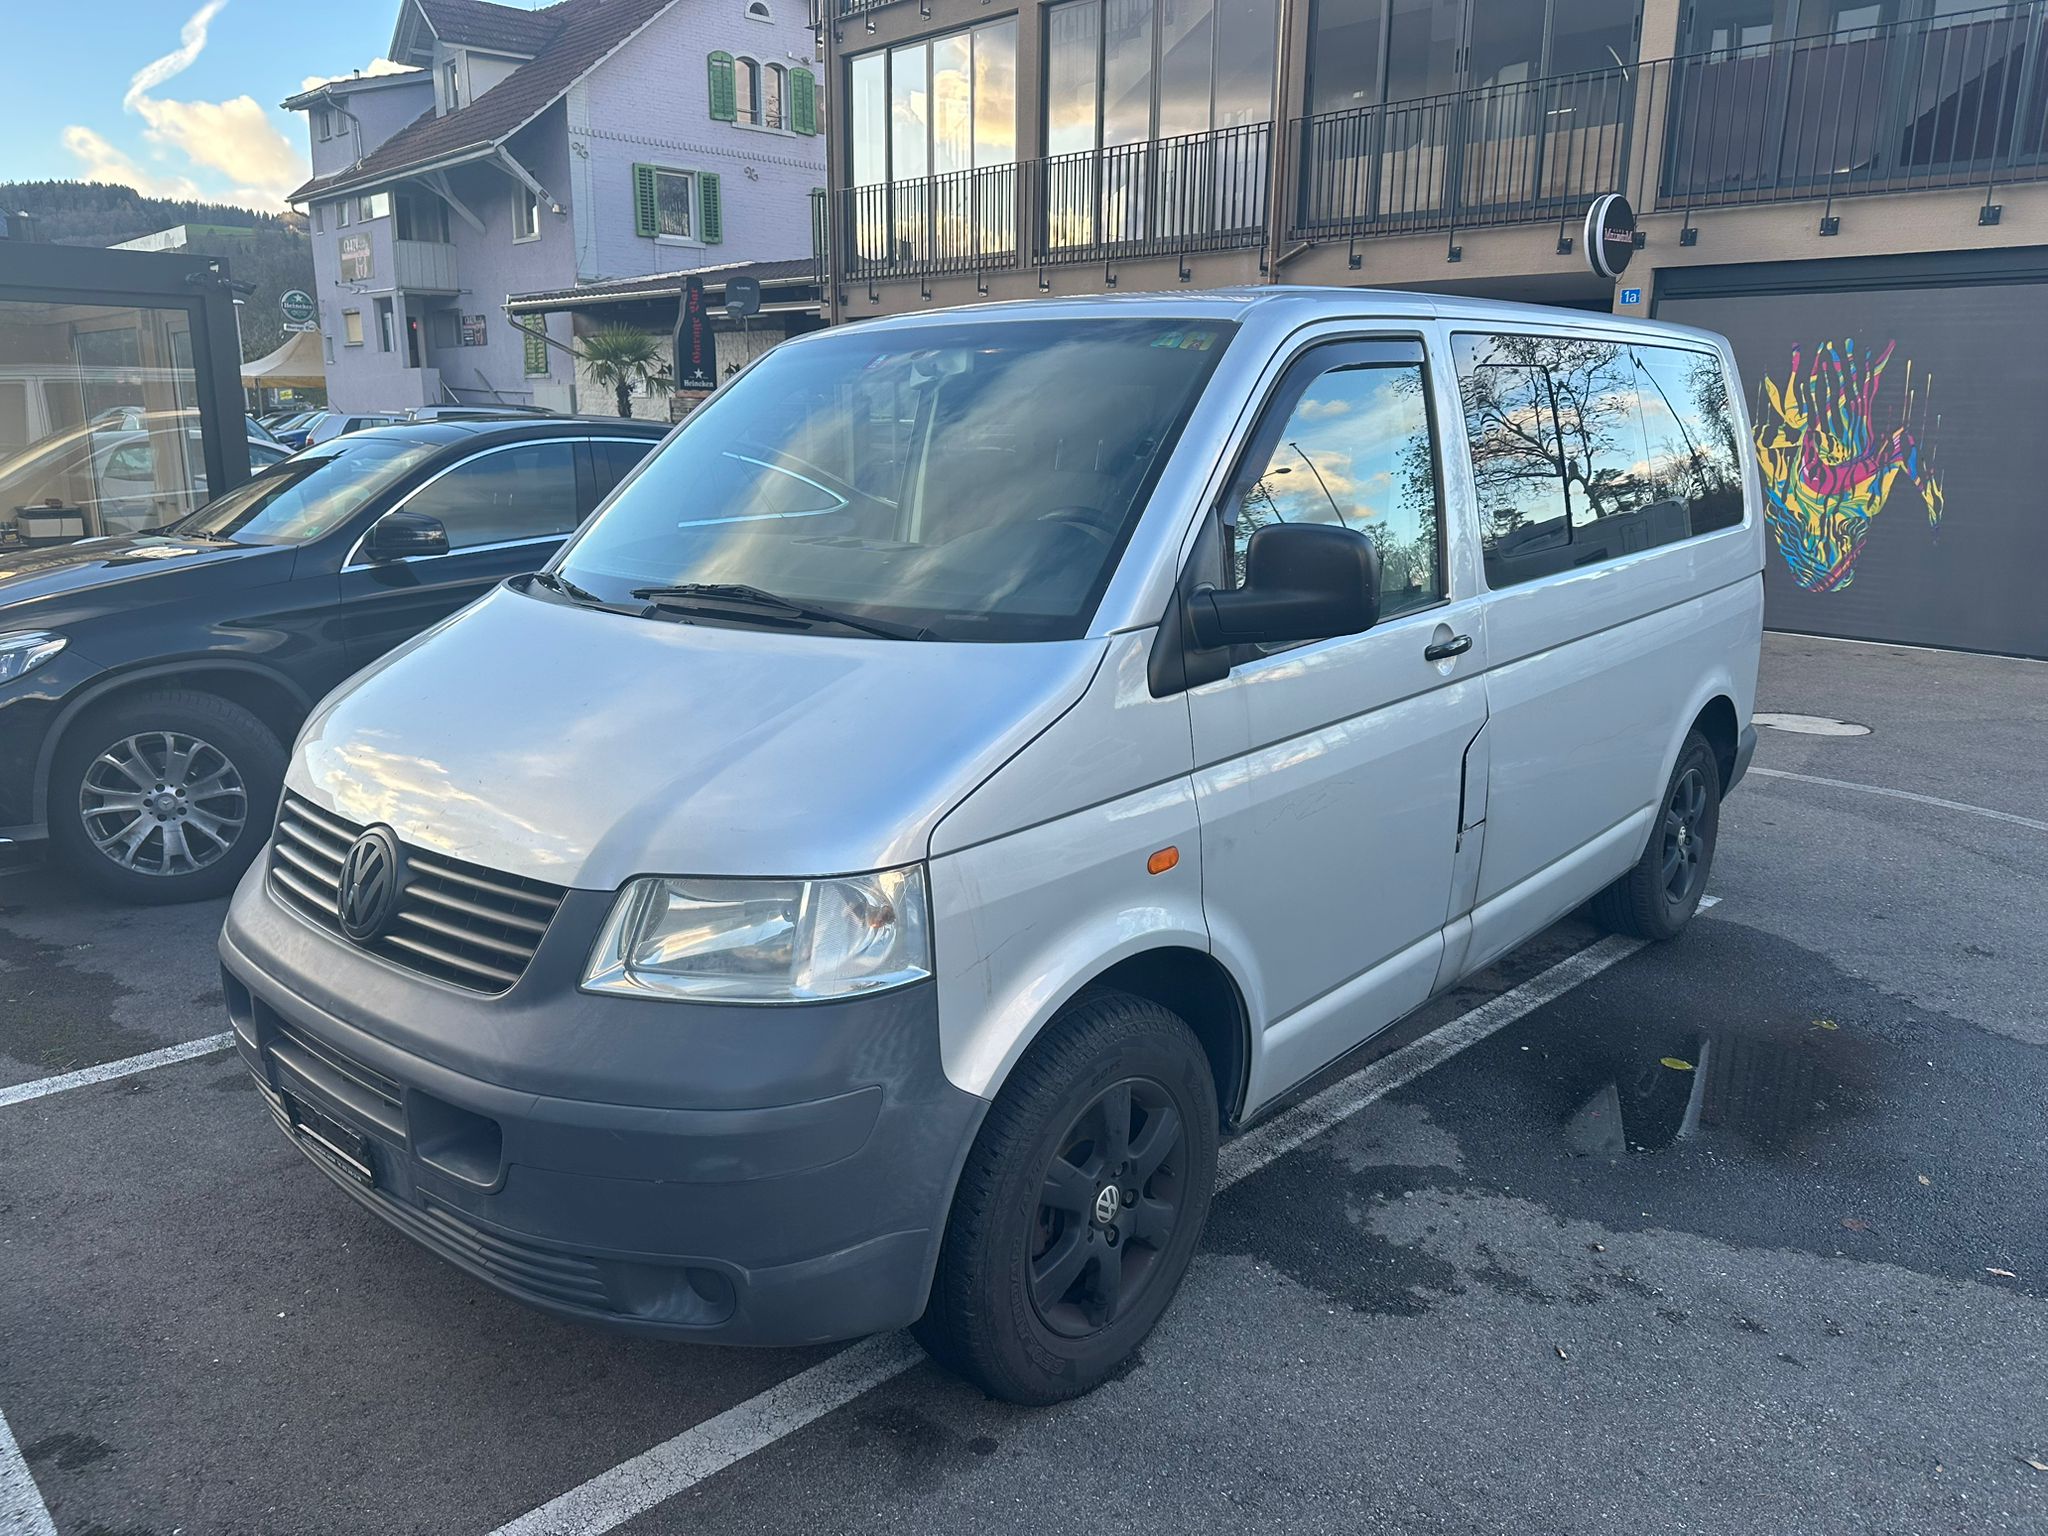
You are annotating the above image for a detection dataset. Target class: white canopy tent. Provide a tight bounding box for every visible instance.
[240,327,326,390]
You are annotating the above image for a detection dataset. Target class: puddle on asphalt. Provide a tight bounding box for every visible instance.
[1555,1023,1868,1159]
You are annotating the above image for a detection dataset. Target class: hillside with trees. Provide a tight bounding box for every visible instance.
[1,181,314,362]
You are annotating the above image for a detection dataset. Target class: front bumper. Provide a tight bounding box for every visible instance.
[220,865,986,1346]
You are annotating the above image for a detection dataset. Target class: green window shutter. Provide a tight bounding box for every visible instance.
[708,52,737,122]
[524,327,549,376]
[632,163,659,237]
[698,172,723,244]
[790,68,817,136]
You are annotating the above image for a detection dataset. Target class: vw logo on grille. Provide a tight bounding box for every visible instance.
[336,827,404,944]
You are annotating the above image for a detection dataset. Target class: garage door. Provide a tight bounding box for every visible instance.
[1657,251,2048,660]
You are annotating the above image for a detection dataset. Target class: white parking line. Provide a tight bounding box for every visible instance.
[1748,766,2048,834]
[0,1032,235,1110]
[487,926,1654,1536]
[1,1406,58,1536]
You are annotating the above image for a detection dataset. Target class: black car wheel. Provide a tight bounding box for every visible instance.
[51,689,284,904]
[1591,728,1722,941]
[916,989,1218,1405]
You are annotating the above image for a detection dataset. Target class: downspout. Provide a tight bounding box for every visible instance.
[503,307,585,414]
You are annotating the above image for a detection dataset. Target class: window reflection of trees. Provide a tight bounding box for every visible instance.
[1232,363,1442,616]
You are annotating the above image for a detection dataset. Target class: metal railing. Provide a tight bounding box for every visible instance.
[1291,65,1635,239]
[1032,120,1271,267]
[1650,1,2048,212]
[839,163,1019,283]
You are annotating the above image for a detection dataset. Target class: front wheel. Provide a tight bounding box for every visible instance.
[915,990,1219,1405]
[49,689,285,904]
[1591,728,1721,941]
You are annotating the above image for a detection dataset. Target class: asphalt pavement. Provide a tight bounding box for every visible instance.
[2,630,2044,1535]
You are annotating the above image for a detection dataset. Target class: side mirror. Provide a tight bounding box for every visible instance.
[364,509,449,561]
[1189,521,1381,650]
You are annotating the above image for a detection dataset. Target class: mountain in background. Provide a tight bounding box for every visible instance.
[1,181,314,363]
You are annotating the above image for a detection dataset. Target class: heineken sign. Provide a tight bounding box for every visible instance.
[279,288,317,329]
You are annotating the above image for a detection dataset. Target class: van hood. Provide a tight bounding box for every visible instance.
[290,584,1108,888]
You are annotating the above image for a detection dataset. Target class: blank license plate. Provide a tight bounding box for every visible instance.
[282,1090,375,1187]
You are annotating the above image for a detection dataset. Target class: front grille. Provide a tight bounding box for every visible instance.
[269,793,565,994]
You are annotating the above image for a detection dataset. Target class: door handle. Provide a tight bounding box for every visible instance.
[1424,633,1474,662]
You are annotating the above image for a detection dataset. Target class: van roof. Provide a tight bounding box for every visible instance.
[830,285,1730,351]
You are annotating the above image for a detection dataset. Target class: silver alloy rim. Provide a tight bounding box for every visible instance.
[78,731,248,877]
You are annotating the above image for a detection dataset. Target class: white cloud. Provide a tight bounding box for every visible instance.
[63,0,309,212]
[59,125,205,200]
[301,58,420,93]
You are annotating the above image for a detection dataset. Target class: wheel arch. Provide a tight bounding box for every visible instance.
[1690,693,1740,793]
[34,661,310,825]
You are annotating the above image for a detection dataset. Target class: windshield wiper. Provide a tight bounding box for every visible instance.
[529,570,609,607]
[629,582,930,641]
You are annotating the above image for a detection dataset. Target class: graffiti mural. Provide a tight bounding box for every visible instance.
[1753,338,1944,592]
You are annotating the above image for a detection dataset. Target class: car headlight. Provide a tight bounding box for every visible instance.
[0,632,65,686]
[582,867,932,1004]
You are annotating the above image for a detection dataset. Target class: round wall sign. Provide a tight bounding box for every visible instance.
[1584,193,1637,281]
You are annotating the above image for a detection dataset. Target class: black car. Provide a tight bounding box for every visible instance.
[0,417,665,902]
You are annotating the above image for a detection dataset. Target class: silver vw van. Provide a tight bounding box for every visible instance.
[221,290,1761,1403]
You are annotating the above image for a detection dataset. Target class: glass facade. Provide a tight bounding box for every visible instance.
[1309,0,1639,113]
[0,299,206,540]
[847,18,1018,187]
[1045,0,1277,151]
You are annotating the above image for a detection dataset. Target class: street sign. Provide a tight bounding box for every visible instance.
[280,289,316,325]
[673,275,717,392]
[1583,193,1637,280]
[282,320,320,333]
[724,276,761,318]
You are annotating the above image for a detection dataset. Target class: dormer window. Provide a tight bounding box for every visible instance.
[443,58,462,111]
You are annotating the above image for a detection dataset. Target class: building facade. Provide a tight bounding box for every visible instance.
[287,0,826,414]
[820,0,2048,656]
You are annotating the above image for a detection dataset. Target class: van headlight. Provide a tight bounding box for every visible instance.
[582,867,932,1004]
[0,631,65,685]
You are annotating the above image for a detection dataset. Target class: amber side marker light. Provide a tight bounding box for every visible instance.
[1146,846,1180,875]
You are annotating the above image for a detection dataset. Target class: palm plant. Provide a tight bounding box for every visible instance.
[578,325,672,418]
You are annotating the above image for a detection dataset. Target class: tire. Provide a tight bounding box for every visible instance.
[49,688,285,905]
[1590,728,1721,941]
[915,989,1219,1405]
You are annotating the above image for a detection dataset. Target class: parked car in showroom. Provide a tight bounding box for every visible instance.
[0,416,663,899]
[303,411,404,448]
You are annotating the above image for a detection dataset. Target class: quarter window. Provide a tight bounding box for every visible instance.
[398,441,581,550]
[1231,347,1445,619]
[1452,331,1746,588]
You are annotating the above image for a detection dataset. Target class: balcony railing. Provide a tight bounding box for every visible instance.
[840,163,1019,283]
[392,238,458,294]
[1649,0,2048,211]
[1033,121,1271,266]
[1291,65,1635,239]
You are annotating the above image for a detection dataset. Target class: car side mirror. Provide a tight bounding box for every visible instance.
[1188,521,1382,650]
[364,509,449,561]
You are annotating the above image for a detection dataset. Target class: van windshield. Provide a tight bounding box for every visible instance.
[554,318,1234,641]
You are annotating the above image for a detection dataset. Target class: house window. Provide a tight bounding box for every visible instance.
[376,298,396,353]
[359,191,390,221]
[396,191,449,242]
[736,56,760,124]
[337,197,351,227]
[443,58,462,110]
[849,18,1017,185]
[746,0,771,17]
[513,186,541,241]
[316,108,332,140]
[764,63,786,129]
[342,309,364,346]
[632,163,723,243]
[313,204,324,233]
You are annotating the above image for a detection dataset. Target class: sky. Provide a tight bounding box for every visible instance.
[0,0,550,212]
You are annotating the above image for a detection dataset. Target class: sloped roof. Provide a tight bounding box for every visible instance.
[398,0,567,60]
[507,257,823,310]
[291,0,677,204]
